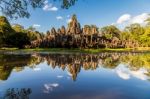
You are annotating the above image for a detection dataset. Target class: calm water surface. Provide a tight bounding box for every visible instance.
[0,52,150,99]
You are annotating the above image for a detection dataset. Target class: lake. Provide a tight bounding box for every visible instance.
[0,52,150,99]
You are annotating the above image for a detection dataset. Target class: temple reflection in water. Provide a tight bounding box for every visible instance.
[0,52,150,81]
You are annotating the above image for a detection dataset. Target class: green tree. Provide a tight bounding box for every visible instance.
[101,25,121,39]
[12,24,25,32]
[27,30,42,41]
[5,32,30,49]
[140,26,150,47]
[27,26,36,32]
[0,16,14,47]
[125,23,145,40]
[124,23,145,47]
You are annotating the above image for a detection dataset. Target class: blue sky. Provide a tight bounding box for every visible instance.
[9,0,150,32]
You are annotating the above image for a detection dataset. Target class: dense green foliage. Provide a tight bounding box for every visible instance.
[0,16,42,48]
[5,32,30,49]
[0,16,15,47]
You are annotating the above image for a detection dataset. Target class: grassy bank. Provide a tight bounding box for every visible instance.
[1,47,150,53]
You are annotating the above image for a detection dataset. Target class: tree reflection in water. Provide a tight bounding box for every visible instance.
[0,52,150,81]
[3,88,32,99]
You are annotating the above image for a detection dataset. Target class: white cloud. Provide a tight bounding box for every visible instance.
[115,64,130,80]
[66,15,72,23]
[51,83,59,87]
[67,71,72,76]
[111,23,116,25]
[57,75,63,78]
[32,24,41,28]
[50,7,58,11]
[43,83,59,93]
[130,69,148,80]
[117,14,131,24]
[116,69,130,80]
[130,13,150,25]
[43,5,58,11]
[115,64,149,81]
[116,13,150,26]
[44,0,48,4]
[33,67,41,71]
[43,0,58,11]
[56,16,63,20]
[66,18,72,23]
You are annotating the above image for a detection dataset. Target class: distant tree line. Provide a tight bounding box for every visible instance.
[1,14,150,49]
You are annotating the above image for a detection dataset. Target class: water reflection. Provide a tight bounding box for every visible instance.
[0,52,150,81]
[43,83,59,94]
[0,54,35,80]
[3,88,32,99]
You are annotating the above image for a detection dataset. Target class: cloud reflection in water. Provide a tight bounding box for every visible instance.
[115,64,149,80]
[43,83,59,94]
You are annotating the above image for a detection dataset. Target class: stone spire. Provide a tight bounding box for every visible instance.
[67,14,81,34]
[61,26,66,35]
[51,27,57,35]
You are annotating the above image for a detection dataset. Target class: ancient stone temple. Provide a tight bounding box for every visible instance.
[67,14,81,34]
[30,14,122,49]
[83,25,98,35]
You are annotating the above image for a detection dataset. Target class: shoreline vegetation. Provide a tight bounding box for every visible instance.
[1,47,150,53]
[1,15,150,50]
